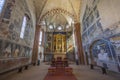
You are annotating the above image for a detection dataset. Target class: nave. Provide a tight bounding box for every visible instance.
[0,0,120,80]
[0,62,120,80]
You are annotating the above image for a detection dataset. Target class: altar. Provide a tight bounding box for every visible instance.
[44,32,67,61]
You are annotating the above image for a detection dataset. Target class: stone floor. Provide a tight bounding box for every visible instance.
[0,62,120,80]
[0,63,49,80]
[71,65,120,80]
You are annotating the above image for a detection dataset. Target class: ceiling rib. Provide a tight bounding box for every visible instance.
[68,0,77,17]
[37,0,48,24]
[40,8,76,23]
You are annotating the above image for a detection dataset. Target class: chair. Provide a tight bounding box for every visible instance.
[48,67,56,75]
[56,57,64,68]
[63,58,68,67]
[65,67,73,75]
[51,58,56,67]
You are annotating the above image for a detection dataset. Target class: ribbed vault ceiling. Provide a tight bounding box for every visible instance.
[33,0,81,31]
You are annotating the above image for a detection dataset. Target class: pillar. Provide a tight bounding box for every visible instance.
[74,23,85,64]
[40,29,45,62]
[32,25,41,65]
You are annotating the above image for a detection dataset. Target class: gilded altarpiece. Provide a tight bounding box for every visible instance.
[44,32,67,60]
[53,32,66,53]
[53,32,66,58]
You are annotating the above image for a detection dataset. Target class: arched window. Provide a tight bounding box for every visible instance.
[39,31,43,45]
[20,16,27,39]
[0,0,5,14]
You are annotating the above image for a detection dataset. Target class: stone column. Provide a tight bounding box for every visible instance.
[74,23,85,64]
[32,25,41,65]
[41,29,45,62]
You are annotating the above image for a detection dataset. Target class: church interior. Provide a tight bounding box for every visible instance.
[0,0,120,80]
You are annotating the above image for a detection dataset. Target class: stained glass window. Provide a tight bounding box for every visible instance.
[0,0,5,14]
[20,16,27,39]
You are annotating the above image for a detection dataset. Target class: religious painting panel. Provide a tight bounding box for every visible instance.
[47,33,52,41]
[53,32,66,52]
[109,34,120,71]
[24,47,31,57]
[3,41,14,58]
[23,46,27,57]
[20,46,25,57]
[27,47,30,57]
[13,44,21,57]
[46,43,52,52]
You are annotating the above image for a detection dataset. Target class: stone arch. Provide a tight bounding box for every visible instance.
[89,38,116,65]
[39,8,78,23]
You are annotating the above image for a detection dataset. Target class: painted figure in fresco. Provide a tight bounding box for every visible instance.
[98,49,109,61]
[4,45,11,58]
[14,48,19,57]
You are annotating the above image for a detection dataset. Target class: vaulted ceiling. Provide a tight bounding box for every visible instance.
[33,0,81,31]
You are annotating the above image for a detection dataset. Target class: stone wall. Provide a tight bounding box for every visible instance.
[81,0,120,73]
[0,0,36,73]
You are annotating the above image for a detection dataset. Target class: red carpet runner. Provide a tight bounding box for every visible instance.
[44,67,77,80]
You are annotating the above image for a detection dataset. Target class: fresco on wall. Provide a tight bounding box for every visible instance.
[110,34,120,52]
[47,33,52,41]
[9,23,14,30]
[0,0,33,44]
[82,0,120,73]
[109,34,120,70]
[82,1,102,46]
[94,6,99,18]
[8,25,19,41]
[24,46,29,57]
[46,43,52,52]
[91,39,120,73]
[12,32,18,41]
[82,32,88,43]
[88,24,96,38]
[21,46,26,57]
[13,44,20,57]
[45,33,53,52]
[3,41,13,58]
[14,19,20,28]
[25,47,30,57]
[0,40,28,58]
[0,0,34,74]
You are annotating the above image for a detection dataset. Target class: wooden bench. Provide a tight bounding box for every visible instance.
[48,67,56,75]
[65,67,73,75]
